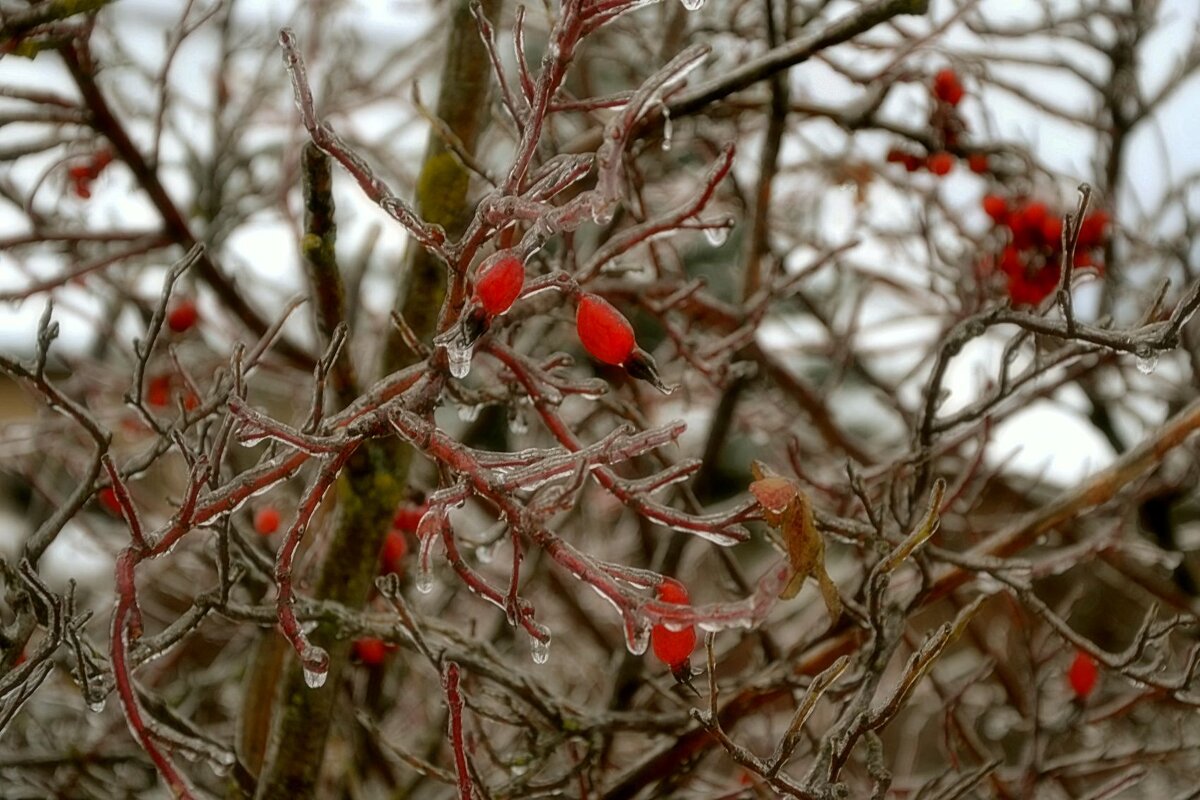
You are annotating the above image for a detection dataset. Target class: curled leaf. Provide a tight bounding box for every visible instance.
[750,463,841,622]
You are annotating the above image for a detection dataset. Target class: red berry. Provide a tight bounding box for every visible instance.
[885,148,908,164]
[254,506,281,535]
[392,502,426,534]
[967,153,989,174]
[576,294,635,366]
[353,638,389,666]
[926,152,954,176]
[380,529,408,575]
[1067,649,1098,700]
[98,486,122,516]
[183,391,200,411]
[1077,210,1110,249]
[1006,260,1059,307]
[91,149,114,172]
[1041,215,1064,249]
[932,68,965,106]
[473,252,525,316]
[651,579,697,675]
[982,194,1008,223]
[167,301,199,333]
[1019,201,1048,230]
[998,246,1022,277]
[146,374,171,408]
[1009,201,1048,249]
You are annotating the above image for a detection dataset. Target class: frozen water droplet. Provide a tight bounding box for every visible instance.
[623,615,652,655]
[210,750,236,776]
[416,507,443,590]
[527,621,551,664]
[591,202,614,226]
[87,696,107,713]
[1134,348,1158,375]
[415,568,435,594]
[530,633,550,665]
[661,106,672,151]
[300,645,329,688]
[458,403,482,422]
[681,0,705,10]
[704,225,729,246]
[447,340,473,378]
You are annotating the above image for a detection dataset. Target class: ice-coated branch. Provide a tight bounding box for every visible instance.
[279,28,451,261]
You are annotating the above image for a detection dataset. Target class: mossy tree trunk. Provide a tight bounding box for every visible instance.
[248,1,500,797]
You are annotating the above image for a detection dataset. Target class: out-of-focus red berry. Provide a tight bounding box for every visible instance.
[380,529,408,576]
[1068,649,1098,700]
[392,502,427,534]
[926,152,955,176]
[932,68,965,106]
[254,506,281,535]
[98,486,122,516]
[146,374,171,408]
[1008,201,1048,249]
[967,153,990,174]
[1006,261,1060,307]
[1019,201,1048,230]
[68,151,113,199]
[998,246,1023,277]
[167,301,199,333]
[1077,210,1110,249]
[1041,215,1064,248]
[353,638,389,666]
[982,194,1008,224]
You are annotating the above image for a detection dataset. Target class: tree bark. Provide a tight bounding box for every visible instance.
[248,1,499,796]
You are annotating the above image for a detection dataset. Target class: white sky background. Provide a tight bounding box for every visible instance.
[1,0,1198,495]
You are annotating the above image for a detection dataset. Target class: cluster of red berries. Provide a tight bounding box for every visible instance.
[886,69,990,177]
[650,578,697,684]
[67,149,113,199]
[981,194,1109,306]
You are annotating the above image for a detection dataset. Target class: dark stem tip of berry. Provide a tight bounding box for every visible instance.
[460,306,490,348]
[624,348,675,395]
[672,661,701,696]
